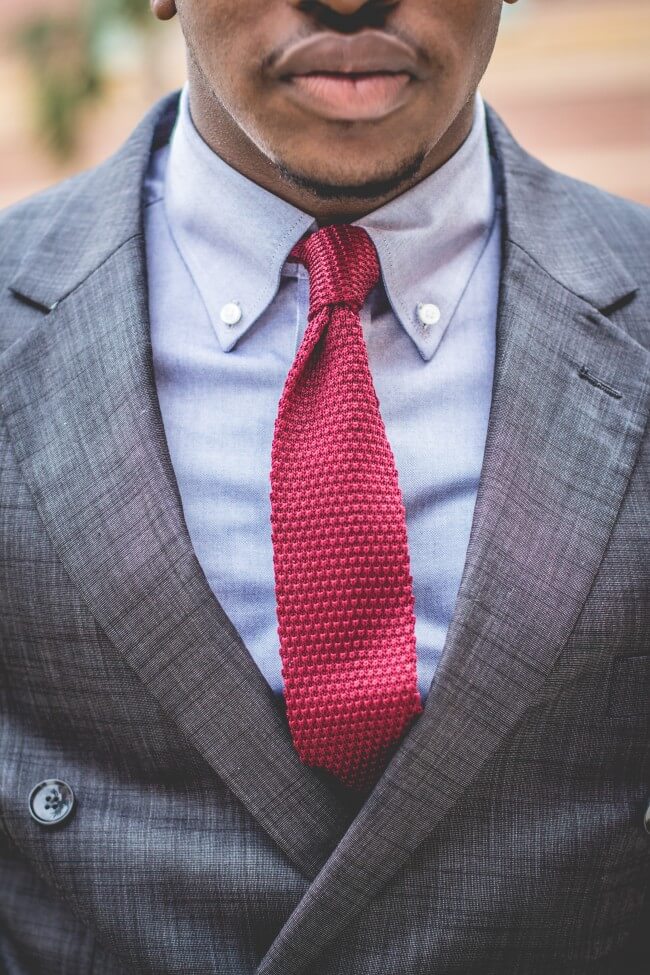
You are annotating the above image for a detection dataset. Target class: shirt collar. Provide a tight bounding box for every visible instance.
[165,86,495,361]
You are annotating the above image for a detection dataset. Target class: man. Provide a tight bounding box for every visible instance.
[0,0,648,970]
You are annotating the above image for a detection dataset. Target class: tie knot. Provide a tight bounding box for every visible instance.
[289,224,380,313]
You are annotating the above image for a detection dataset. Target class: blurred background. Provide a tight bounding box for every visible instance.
[0,0,648,209]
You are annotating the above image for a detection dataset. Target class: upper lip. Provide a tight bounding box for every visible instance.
[273,30,421,79]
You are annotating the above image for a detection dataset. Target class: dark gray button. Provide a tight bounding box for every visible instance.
[645,801,650,836]
[29,780,75,826]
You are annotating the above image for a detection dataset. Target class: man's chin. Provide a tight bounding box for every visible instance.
[273,147,428,203]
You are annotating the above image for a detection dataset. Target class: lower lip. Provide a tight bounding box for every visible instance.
[284,72,412,121]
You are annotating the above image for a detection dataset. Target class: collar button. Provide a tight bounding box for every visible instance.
[220,301,242,326]
[416,302,441,328]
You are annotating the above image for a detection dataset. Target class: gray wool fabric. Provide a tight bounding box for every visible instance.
[0,91,649,974]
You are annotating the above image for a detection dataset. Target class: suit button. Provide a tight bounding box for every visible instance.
[29,780,75,826]
[645,801,650,836]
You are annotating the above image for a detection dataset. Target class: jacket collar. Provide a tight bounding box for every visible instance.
[9,93,180,313]
[490,109,637,312]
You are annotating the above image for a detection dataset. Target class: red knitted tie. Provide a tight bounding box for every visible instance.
[270,224,423,790]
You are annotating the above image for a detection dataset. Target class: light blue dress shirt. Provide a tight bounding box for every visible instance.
[145,87,502,700]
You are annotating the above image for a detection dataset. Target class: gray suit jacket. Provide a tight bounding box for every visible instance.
[0,92,648,975]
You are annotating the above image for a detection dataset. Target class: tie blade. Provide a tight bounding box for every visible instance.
[271,228,421,789]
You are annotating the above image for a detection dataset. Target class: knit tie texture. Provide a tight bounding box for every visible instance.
[270,224,423,790]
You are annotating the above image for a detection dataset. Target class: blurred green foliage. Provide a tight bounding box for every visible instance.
[17,1,154,159]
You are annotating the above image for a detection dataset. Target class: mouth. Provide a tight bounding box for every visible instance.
[273,30,420,122]
[282,71,414,122]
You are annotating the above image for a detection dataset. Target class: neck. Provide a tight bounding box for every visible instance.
[186,68,476,225]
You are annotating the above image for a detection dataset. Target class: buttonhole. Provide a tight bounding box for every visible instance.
[577,366,622,400]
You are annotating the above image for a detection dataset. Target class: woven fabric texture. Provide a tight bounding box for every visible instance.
[270,225,422,789]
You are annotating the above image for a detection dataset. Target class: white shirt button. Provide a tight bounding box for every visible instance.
[417,302,441,327]
[220,301,242,326]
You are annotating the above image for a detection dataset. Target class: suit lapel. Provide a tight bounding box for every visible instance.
[0,96,351,880]
[255,114,650,973]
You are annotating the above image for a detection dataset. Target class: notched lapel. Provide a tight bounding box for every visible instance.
[256,130,650,974]
[0,109,351,880]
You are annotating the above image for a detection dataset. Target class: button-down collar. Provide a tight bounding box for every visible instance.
[165,85,495,361]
